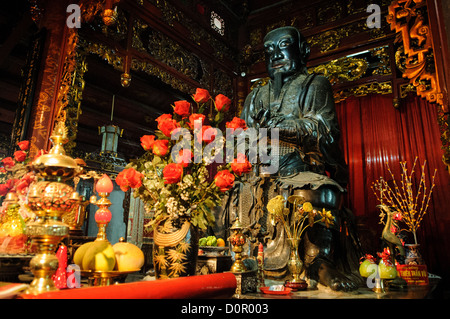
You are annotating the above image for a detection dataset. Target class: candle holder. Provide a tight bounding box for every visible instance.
[24,121,82,295]
[229,218,247,273]
[90,174,114,242]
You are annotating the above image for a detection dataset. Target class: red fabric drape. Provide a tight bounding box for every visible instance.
[335,93,450,283]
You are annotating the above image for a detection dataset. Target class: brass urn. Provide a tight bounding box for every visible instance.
[24,121,82,295]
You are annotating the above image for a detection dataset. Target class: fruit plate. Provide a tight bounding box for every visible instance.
[199,246,229,256]
[259,286,292,295]
[80,269,141,286]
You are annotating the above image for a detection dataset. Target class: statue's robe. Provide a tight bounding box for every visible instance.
[241,72,347,185]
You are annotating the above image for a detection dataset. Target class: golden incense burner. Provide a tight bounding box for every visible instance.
[24,121,82,295]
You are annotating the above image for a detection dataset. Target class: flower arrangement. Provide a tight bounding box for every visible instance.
[0,140,42,253]
[0,141,35,197]
[116,88,251,231]
[372,158,437,245]
[266,194,335,241]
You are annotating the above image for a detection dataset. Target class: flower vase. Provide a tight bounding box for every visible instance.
[287,238,304,283]
[152,219,199,279]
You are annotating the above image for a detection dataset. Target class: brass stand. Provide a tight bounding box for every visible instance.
[25,218,69,294]
[229,218,247,273]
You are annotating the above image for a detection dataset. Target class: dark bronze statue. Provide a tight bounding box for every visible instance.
[240,26,363,291]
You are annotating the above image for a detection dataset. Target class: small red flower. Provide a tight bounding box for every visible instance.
[192,88,211,103]
[116,167,143,192]
[173,100,191,117]
[226,117,247,133]
[215,94,231,112]
[163,163,184,184]
[214,170,235,192]
[158,119,180,137]
[152,139,170,156]
[231,153,252,176]
[140,135,156,151]
[14,150,27,162]
[155,114,172,125]
[1,157,15,168]
[188,113,206,129]
[18,140,30,151]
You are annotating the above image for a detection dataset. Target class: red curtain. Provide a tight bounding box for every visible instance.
[335,93,450,283]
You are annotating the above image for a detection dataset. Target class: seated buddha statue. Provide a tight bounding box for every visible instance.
[239,26,363,291]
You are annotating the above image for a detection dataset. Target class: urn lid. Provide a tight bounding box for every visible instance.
[30,121,81,180]
[230,218,244,230]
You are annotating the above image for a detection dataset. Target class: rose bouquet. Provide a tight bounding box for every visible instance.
[116,88,251,231]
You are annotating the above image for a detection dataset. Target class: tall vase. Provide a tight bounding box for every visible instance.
[287,238,303,283]
[152,219,199,279]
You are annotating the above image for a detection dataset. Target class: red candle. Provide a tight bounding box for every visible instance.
[96,174,114,193]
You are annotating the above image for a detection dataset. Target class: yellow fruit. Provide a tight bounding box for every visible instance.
[217,238,226,247]
[82,241,116,271]
[113,242,145,271]
[73,242,94,267]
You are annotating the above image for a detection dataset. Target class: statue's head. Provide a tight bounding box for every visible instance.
[263,26,310,80]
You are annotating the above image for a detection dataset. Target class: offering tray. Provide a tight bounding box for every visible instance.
[199,246,228,256]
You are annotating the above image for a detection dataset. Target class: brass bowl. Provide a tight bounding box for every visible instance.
[80,269,140,286]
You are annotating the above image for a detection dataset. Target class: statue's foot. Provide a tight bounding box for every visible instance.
[318,261,358,292]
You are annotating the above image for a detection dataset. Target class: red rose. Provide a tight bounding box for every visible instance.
[226,117,247,133]
[116,167,143,192]
[159,119,180,137]
[163,163,184,184]
[173,100,191,117]
[1,157,15,168]
[18,140,30,151]
[155,114,172,125]
[231,153,252,176]
[140,135,156,151]
[214,170,235,192]
[192,88,211,103]
[152,139,170,156]
[197,125,217,144]
[14,150,27,162]
[176,149,193,168]
[215,94,231,112]
[188,113,206,129]
[0,184,9,196]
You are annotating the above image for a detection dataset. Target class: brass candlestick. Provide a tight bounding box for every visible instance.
[230,218,247,273]
[24,121,82,295]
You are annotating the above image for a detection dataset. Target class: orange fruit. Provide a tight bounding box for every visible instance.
[217,238,226,247]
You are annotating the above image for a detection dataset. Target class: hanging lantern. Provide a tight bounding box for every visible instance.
[99,94,123,157]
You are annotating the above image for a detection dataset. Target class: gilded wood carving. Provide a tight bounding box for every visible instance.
[387,0,443,105]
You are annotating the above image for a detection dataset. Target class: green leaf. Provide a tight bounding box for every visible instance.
[152,156,162,165]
